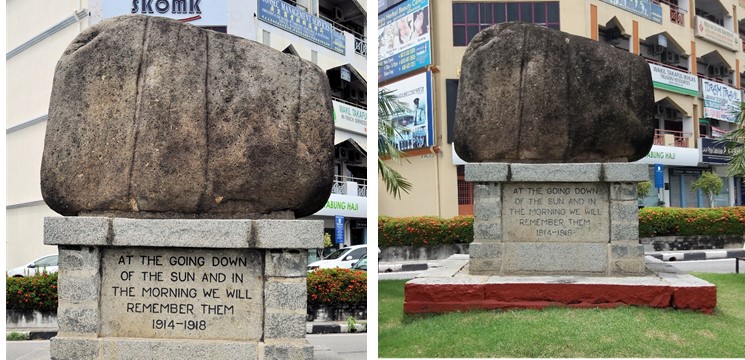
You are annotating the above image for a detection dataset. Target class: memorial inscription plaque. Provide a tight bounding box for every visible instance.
[100,247,263,341]
[503,183,609,243]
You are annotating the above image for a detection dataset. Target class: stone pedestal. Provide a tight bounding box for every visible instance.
[466,163,647,276]
[45,217,320,360]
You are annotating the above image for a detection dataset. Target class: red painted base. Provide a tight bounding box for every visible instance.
[404,281,717,314]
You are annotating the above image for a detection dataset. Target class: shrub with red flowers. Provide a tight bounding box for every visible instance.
[378,216,474,247]
[6,272,58,312]
[639,207,745,237]
[307,268,366,306]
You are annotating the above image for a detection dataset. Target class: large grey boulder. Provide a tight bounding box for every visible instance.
[454,23,655,163]
[41,15,334,219]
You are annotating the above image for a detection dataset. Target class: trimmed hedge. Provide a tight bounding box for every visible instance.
[380,207,745,246]
[6,272,58,312]
[378,216,473,247]
[307,268,366,306]
[639,207,745,237]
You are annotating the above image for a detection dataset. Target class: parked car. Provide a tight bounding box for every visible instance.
[350,253,367,271]
[7,254,59,277]
[307,245,366,271]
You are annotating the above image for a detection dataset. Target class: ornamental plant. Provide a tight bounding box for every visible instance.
[307,268,366,306]
[378,216,474,247]
[691,172,723,208]
[6,272,58,312]
[638,207,745,237]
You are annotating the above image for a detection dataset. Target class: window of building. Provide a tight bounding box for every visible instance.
[452,2,560,46]
[262,30,271,46]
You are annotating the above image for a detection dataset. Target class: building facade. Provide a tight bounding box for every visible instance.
[379,0,745,217]
[6,0,368,268]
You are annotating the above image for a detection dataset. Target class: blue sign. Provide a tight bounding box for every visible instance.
[600,0,663,24]
[700,137,740,164]
[334,216,345,244]
[378,0,431,82]
[258,0,345,54]
[654,164,664,189]
[381,71,434,151]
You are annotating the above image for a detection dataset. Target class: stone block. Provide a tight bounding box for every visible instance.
[59,246,100,270]
[469,259,501,275]
[100,338,257,360]
[50,337,101,360]
[265,250,307,277]
[254,220,324,249]
[264,312,307,339]
[510,164,602,182]
[44,217,110,245]
[58,269,100,304]
[611,223,640,241]
[610,201,639,223]
[474,200,500,222]
[58,305,99,334]
[474,222,501,242]
[41,15,334,219]
[464,163,509,182]
[265,280,307,311]
[503,243,608,274]
[263,343,314,360]
[469,243,502,259]
[611,258,647,275]
[604,163,649,182]
[111,218,251,248]
[454,23,654,163]
[611,243,645,259]
[610,183,637,201]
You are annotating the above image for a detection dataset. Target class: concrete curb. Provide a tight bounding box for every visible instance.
[648,249,745,261]
[6,329,57,340]
[379,262,432,273]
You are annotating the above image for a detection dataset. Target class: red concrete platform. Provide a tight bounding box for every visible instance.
[404,255,717,314]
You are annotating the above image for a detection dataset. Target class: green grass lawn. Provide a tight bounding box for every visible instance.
[379,274,745,358]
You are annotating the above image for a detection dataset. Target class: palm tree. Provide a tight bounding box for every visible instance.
[724,104,745,177]
[378,89,412,198]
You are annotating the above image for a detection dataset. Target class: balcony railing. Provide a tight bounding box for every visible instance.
[658,0,686,26]
[654,129,691,148]
[354,37,367,57]
[331,175,367,197]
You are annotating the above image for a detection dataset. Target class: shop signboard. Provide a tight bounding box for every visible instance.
[258,0,345,54]
[634,145,699,166]
[332,101,367,135]
[671,167,705,176]
[379,0,405,14]
[649,63,698,96]
[600,0,662,24]
[695,16,739,51]
[315,193,367,218]
[378,0,431,82]
[101,0,227,25]
[334,216,345,244]
[380,71,434,151]
[699,137,739,164]
[702,79,741,123]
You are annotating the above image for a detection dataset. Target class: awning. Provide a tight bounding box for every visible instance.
[644,32,687,55]
[334,136,367,153]
[654,94,691,116]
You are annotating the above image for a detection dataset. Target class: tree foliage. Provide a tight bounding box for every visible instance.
[378,89,412,198]
[691,172,723,208]
[637,181,652,199]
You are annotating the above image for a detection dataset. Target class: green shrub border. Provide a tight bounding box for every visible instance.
[379,207,745,246]
[6,272,58,312]
[307,268,366,306]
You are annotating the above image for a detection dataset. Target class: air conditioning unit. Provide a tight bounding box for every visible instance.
[652,44,665,55]
[656,104,665,114]
[352,152,362,162]
[713,66,722,77]
[358,91,366,102]
[662,50,678,64]
[721,66,730,75]
[334,7,345,22]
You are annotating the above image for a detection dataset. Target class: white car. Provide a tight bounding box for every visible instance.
[308,245,367,271]
[7,254,59,277]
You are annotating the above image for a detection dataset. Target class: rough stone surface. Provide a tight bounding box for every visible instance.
[58,269,100,304]
[50,337,101,360]
[57,305,99,334]
[265,250,307,277]
[263,343,314,360]
[510,164,602,182]
[265,280,307,310]
[610,183,637,201]
[469,243,502,259]
[44,217,110,246]
[111,218,251,247]
[604,163,649,181]
[474,222,502,242]
[59,246,100,270]
[41,15,333,219]
[455,23,654,163]
[254,220,324,249]
[464,163,508,182]
[264,312,307,339]
[610,201,639,223]
[503,243,608,274]
[611,223,640,241]
[101,339,258,360]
